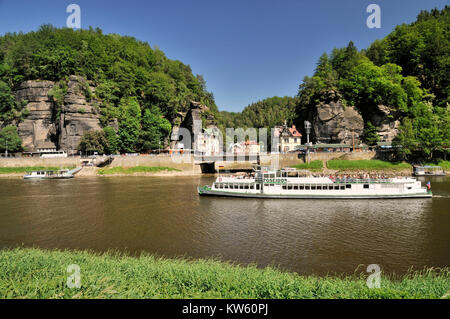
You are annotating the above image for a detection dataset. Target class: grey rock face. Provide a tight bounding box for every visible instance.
[58,76,102,152]
[14,81,57,151]
[367,104,400,142]
[313,100,364,144]
[13,76,102,152]
[170,101,218,149]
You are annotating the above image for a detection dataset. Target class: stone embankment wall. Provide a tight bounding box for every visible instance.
[0,152,376,170]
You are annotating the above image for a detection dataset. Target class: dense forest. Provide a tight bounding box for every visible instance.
[0,6,448,160]
[0,25,216,153]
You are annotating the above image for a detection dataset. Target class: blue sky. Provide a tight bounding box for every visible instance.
[0,0,447,112]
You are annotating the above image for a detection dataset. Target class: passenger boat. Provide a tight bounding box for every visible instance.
[23,169,74,180]
[413,165,446,176]
[198,168,432,199]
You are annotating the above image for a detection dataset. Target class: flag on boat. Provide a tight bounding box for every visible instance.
[426,181,431,190]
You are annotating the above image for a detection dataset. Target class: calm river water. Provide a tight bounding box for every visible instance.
[0,175,449,275]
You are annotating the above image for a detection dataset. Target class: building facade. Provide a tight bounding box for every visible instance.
[274,124,302,152]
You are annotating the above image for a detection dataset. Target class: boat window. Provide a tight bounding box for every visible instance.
[224,184,229,189]
[305,185,310,190]
[250,184,254,190]
[256,184,260,190]
[269,173,275,179]
[244,184,249,189]
[346,184,351,189]
[282,185,287,190]
[282,172,287,178]
[276,171,281,177]
[311,186,316,190]
[294,185,299,190]
[363,184,369,189]
[288,185,293,190]
[340,185,345,190]
[239,184,244,189]
[317,185,322,190]
[334,186,340,190]
[299,185,304,190]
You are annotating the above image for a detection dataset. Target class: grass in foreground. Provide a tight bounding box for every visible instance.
[327,160,411,171]
[291,160,323,171]
[97,166,181,175]
[0,248,448,299]
[0,166,74,174]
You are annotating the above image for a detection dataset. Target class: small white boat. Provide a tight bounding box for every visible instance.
[413,166,446,176]
[24,170,74,180]
[198,167,432,199]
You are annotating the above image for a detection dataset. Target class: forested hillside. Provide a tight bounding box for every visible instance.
[216,96,297,131]
[293,6,449,160]
[0,25,216,153]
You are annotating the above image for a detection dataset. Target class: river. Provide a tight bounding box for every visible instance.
[0,175,449,276]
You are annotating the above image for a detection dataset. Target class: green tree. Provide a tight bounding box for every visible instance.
[118,97,141,153]
[0,80,28,123]
[0,125,23,153]
[393,118,417,161]
[138,106,171,152]
[362,121,380,146]
[103,126,120,154]
[77,130,108,155]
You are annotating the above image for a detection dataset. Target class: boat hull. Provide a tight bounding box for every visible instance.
[24,175,74,180]
[198,187,432,199]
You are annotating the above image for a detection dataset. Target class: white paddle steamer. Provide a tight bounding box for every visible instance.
[198,168,432,199]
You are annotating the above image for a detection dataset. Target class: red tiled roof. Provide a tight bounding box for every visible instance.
[289,126,302,137]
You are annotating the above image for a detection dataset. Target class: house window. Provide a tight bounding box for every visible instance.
[294,138,297,143]
[284,138,289,143]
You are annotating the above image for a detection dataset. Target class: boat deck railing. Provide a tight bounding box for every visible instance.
[332,178,394,184]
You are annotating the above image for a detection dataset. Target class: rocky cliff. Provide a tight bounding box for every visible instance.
[306,91,400,145]
[13,76,102,152]
[170,101,218,149]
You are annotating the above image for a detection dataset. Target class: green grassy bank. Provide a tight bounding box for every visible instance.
[97,166,181,175]
[0,248,448,299]
[327,160,411,171]
[0,166,74,174]
[291,160,323,171]
[423,161,450,170]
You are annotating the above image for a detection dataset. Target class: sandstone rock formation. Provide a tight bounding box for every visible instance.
[14,80,58,151]
[58,75,102,151]
[13,76,102,152]
[170,101,218,149]
[313,100,364,145]
[367,104,400,142]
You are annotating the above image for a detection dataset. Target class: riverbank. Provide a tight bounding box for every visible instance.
[0,159,449,177]
[0,248,448,299]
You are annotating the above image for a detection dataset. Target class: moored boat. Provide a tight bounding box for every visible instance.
[198,167,432,199]
[23,169,74,180]
[413,165,446,176]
